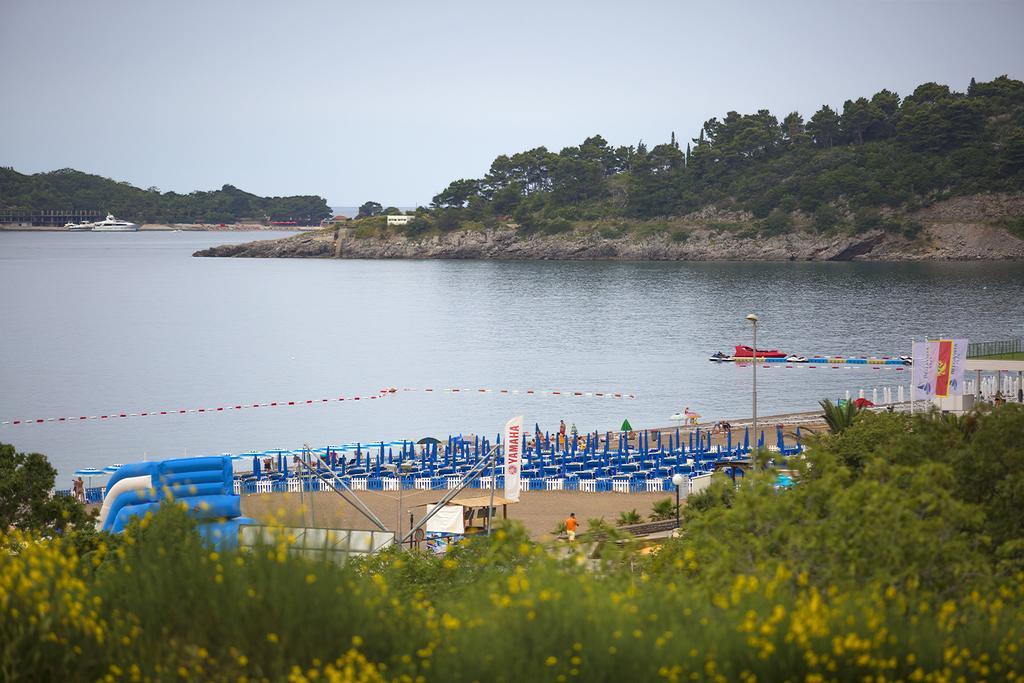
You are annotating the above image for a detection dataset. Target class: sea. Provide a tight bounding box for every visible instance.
[1,230,1022,482]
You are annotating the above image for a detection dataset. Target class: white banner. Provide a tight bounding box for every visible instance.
[503,415,524,503]
[425,504,465,535]
[911,341,937,400]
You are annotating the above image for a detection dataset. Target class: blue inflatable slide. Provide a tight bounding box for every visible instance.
[96,456,254,548]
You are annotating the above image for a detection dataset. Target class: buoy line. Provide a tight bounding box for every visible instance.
[0,386,637,427]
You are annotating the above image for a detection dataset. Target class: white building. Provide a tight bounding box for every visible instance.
[386,215,413,226]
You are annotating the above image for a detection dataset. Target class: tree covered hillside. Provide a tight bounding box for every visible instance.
[0,168,331,225]
[400,76,1024,237]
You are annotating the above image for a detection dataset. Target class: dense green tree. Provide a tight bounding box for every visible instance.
[953,405,1024,551]
[806,105,842,147]
[0,443,91,534]
[431,179,481,208]
[401,76,1024,238]
[357,201,383,218]
[781,111,806,146]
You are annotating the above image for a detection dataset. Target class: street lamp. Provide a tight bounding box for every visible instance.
[746,313,759,473]
[671,473,686,527]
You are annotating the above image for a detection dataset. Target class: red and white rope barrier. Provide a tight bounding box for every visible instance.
[0,386,636,427]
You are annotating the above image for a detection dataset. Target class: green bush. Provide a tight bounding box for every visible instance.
[812,204,842,233]
[669,228,690,243]
[4,406,1024,680]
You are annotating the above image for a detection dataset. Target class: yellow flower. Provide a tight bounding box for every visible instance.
[546,656,558,666]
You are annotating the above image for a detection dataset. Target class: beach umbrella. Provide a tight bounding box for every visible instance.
[621,419,632,432]
[252,457,262,480]
[74,467,105,490]
[743,428,750,452]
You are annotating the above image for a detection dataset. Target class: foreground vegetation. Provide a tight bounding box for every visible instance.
[2,404,1023,680]
[355,76,1024,241]
[0,167,331,225]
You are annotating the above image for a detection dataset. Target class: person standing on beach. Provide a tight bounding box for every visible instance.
[565,512,578,542]
[559,420,567,448]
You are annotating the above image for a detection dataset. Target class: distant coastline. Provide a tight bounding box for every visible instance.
[0,223,309,233]
[194,192,1024,262]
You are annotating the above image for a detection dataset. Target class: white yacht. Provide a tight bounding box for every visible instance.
[91,214,139,232]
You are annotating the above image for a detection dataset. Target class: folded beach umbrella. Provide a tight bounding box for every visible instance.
[743,428,750,452]
[621,418,632,432]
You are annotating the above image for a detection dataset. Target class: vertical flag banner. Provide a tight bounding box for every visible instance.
[911,341,937,400]
[947,338,968,396]
[912,338,969,400]
[934,339,955,398]
[503,415,524,502]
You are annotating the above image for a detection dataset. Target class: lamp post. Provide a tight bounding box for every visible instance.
[671,473,686,527]
[746,313,759,473]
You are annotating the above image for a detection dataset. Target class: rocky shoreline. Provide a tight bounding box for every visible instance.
[194,194,1024,261]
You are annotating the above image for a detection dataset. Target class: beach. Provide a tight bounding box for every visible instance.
[241,489,676,541]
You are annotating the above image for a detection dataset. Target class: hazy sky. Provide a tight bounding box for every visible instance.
[2,1,1022,206]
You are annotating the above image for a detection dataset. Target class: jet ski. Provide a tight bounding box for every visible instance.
[785,355,808,363]
[709,351,733,362]
[899,355,913,365]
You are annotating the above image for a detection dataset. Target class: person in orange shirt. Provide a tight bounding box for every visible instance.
[565,512,578,542]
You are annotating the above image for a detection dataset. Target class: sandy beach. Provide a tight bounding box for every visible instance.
[242,489,675,540]
[239,409,830,540]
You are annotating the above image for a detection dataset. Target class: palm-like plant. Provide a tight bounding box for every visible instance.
[649,498,678,521]
[819,398,862,434]
[617,509,642,526]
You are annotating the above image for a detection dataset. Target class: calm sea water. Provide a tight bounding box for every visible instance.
[1,231,1022,482]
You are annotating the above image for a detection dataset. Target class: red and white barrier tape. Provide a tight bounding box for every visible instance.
[394,387,636,398]
[0,386,636,427]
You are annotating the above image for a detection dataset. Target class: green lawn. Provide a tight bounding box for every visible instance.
[971,352,1024,361]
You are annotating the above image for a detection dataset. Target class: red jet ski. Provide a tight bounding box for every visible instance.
[734,345,787,359]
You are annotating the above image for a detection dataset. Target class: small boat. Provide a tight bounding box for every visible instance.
[708,351,733,362]
[734,345,787,359]
[899,355,913,365]
[91,213,139,232]
[785,355,808,363]
[65,221,93,231]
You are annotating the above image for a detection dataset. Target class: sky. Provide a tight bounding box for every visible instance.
[2,0,1023,207]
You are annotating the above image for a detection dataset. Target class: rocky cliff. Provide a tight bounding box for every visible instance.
[194,194,1024,261]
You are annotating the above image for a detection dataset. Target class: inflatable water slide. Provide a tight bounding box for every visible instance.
[96,456,254,548]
